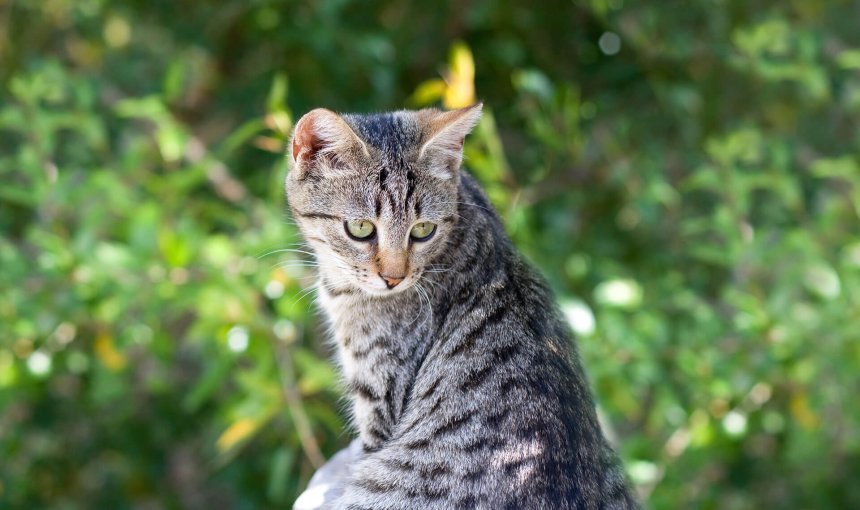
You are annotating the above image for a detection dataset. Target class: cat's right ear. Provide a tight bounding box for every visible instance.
[289,108,368,179]
[418,103,483,180]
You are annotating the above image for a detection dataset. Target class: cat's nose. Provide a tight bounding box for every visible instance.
[379,273,405,289]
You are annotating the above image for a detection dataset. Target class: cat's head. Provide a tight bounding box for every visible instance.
[285,104,482,296]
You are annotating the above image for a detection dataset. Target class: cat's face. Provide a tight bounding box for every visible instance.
[286,105,481,296]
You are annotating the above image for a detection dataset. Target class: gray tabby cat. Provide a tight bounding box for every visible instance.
[286,103,637,509]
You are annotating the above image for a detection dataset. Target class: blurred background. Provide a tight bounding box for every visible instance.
[2,0,859,508]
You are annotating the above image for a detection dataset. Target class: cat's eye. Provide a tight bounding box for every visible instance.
[410,221,436,241]
[345,219,376,240]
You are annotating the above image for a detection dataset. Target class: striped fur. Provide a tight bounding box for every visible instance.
[286,105,637,509]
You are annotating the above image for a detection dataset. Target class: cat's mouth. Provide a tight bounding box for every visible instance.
[360,273,417,296]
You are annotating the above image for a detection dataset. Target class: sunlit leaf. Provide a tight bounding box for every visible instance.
[410,79,446,106]
[789,392,819,430]
[216,417,260,453]
[836,49,860,70]
[267,73,289,113]
[443,42,476,109]
[94,331,126,372]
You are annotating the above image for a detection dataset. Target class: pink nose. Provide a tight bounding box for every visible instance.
[379,273,405,289]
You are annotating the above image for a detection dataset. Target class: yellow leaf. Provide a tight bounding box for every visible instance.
[94,331,126,372]
[409,42,478,109]
[443,42,476,109]
[410,79,446,106]
[216,417,259,452]
[789,392,819,430]
[254,136,284,153]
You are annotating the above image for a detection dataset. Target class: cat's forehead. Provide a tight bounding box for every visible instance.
[343,112,422,155]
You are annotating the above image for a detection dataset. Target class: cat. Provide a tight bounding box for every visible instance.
[285,103,637,509]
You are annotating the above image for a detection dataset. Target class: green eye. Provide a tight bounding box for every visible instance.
[410,221,436,241]
[345,219,375,240]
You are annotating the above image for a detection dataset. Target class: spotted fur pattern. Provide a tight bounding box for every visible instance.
[286,105,637,509]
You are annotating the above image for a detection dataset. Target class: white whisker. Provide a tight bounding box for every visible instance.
[406,287,424,326]
[419,275,448,298]
[413,282,433,329]
[257,247,318,259]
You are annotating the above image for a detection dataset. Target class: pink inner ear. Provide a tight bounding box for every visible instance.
[292,111,332,161]
[292,118,320,161]
[292,137,302,160]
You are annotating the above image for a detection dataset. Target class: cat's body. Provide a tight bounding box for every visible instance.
[286,105,636,509]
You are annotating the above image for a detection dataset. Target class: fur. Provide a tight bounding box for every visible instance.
[286,105,637,509]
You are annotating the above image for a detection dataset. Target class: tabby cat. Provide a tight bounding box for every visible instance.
[286,104,637,509]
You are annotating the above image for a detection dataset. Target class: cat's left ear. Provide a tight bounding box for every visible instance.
[418,103,483,179]
[289,108,368,179]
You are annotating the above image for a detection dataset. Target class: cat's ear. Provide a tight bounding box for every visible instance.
[290,108,368,179]
[418,103,483,179]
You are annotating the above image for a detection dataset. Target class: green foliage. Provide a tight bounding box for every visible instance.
[2,0,859,508]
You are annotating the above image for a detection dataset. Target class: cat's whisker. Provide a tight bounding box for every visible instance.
[290,276,351,311]
[293,278,349,311]
[406,289,423,326]
[413,282,433,328]
[269,257,321,268]
[272,254,320,263]
[418,274,448,299]
[271,262,320,272]
[318,278,353,291]
[422,263,454,275]
[273,260,320,266]
[256,241,314,253]
[421,284,434,326]
[289,285,319,312]
[407,285,427,326]
[317,273,356,291]
[324,255,358,275]
[257,247,318,259]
